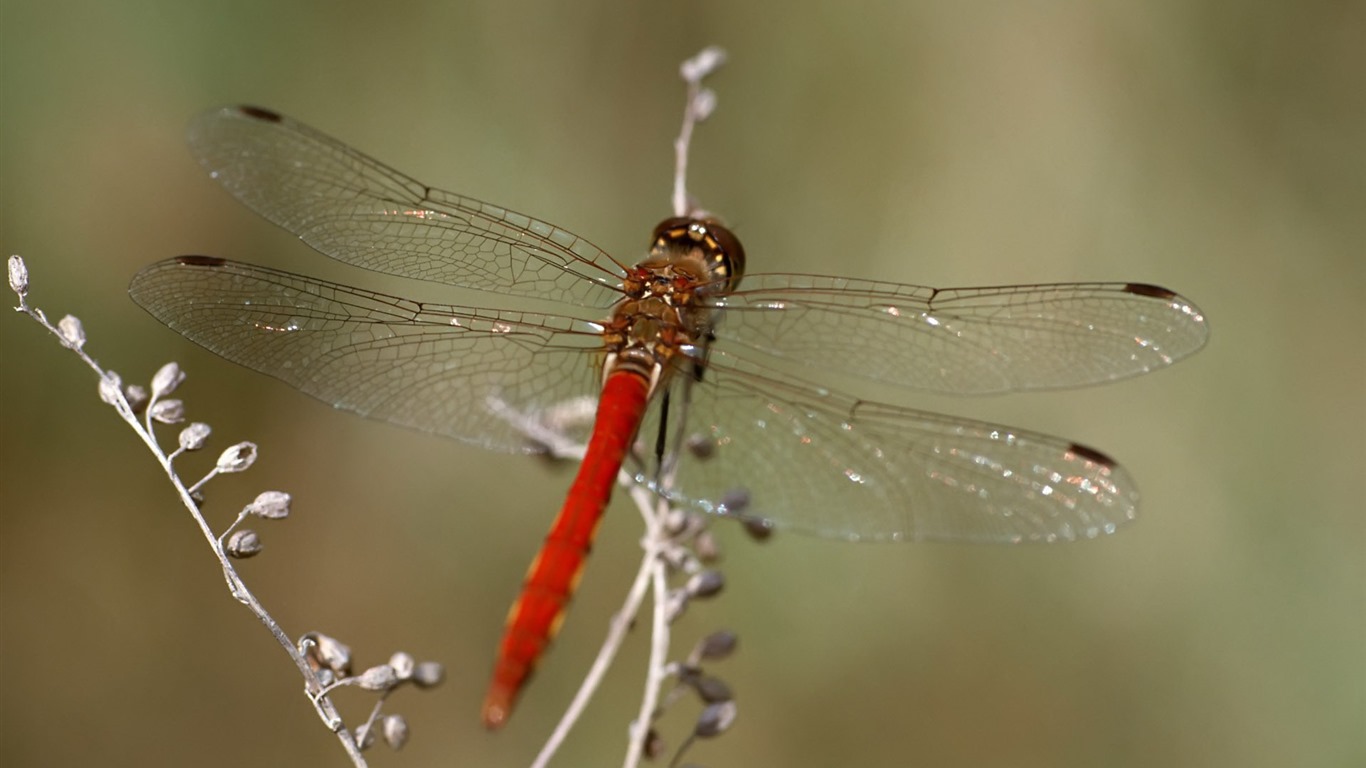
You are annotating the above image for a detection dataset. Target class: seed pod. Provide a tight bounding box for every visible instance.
[388,651,415,681]
[124,385,149,413]
[57,315,85,350]
[382,714,409,750]
[685,433,715,460]
[685,570,725,599]
[8,255,29,296]
[225,529,262,558]
[741,516,773,543]
[246,491,291,520]
[720,488,751,515]
[694,530,721,563]
[303,632,353,676]
[98,372,123,405]
[149,398,185,424]
[691,675,733,704]
[216,442,258,473]
[413,661,445,688]
[642,728,666,759]
[694,700,737,738]
[178,422,211,451]
[696,630,738,661]
[355,720,376,750]
[151,362,185,397]
[356,664,399,692]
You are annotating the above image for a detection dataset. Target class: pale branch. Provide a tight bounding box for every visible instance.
[673,46,728,219]
[9,254,442,766]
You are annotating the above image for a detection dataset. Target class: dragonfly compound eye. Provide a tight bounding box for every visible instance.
[698,219,745,291]
[650,217,745,293]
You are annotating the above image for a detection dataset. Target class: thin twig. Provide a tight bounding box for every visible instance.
[673,46,728,218]
[530,507,657,768]
[9,254,445,765]
[622,502,675,768]
[497,397,659,766]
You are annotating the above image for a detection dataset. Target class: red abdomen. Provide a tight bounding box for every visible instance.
[481,368,652,729]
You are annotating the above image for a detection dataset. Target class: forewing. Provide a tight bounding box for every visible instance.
[712,276,1208,395]
[129,257,606,452]
[187,106,627,306]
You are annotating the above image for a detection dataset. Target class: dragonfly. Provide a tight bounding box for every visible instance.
[130,105,1208,730]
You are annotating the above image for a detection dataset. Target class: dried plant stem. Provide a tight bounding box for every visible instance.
[624,514,674,768]
[530,491,660,768]
[672,46,728,218]
[499,395,689,768]
[11,258,368,766]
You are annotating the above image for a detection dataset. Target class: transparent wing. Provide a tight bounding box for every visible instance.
[188,106,628,307]
[635,350,1139,543]
[711,276,1208,394]
[129,256,607,452]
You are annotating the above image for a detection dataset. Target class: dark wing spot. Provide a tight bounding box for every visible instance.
[174,255,228,267]
[1123,283,1177,300]
[1069,442,1117,468]
[238,105,283,123]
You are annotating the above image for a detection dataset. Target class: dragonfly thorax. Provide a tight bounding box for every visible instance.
[600,218,744,388]
[602,291,707,384]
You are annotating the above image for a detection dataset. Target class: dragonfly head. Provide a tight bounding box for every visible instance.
[650,217,745,294]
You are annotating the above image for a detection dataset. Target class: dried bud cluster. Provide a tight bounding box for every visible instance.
[645,483,747,763]
[643,634,742,763]
[121,366,296,564]
[15,262,449,759]
[300,632,444,752]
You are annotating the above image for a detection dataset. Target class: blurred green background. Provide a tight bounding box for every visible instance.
[2,1,1362,766]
